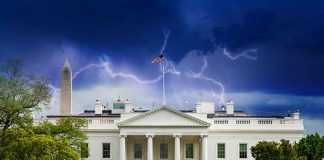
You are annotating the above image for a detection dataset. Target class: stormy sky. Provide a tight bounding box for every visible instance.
[0,0,323,133]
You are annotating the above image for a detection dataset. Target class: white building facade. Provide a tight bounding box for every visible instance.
[47,100,304,160]
[47,60,304,160]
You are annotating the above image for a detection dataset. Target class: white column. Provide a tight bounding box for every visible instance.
[201,134,208,160]
[120,134,127,160]
[173,134,182,160]
[146,134,154,160]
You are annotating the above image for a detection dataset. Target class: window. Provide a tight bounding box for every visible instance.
[81,143,89,158]
[109,120,114,124]
[258,120,272,124]
[217,143,225,158]
[239,143,247,158]
[100,119,114,124]
[214,120,228,124]
[185,143,194,158]
[160,143,168,159]
[102,143,110,158]
[236,120,250,124]
[134,143,142,159]
[100,119,108,124]
[113,103,125,109]
[87,119,92,124]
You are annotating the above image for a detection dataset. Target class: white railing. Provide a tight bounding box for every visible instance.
[213,118,303,126]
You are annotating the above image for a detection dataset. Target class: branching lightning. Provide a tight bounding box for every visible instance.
[160,29,170,55]
[158,29,180,75]
[72,63,107,80]
[186,56,225,105]
[223,48,258,60]
[49,84,60,103]
[101,62,163,84]
[48,30,259,108]
[70,29,179,85]
[49,29,179,101]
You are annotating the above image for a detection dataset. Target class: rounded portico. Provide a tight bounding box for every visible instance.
[117,106,211,160]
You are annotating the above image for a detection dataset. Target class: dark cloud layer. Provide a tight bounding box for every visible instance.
[0,0,323,124]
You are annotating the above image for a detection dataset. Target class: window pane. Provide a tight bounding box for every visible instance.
[160,143,168,158]
[134,143,142,158]
[102,143,110,158]
[113,103,125,109]
[185,143,194,158]
[217,143,225,158]
[239,144,247,158]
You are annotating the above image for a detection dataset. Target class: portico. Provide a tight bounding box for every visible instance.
[117,107,211,160]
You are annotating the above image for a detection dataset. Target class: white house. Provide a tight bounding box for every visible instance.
[47,59,304,160]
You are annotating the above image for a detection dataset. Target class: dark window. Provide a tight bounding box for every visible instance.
[185,143,194,158]
[160,143,168,159]
[217,143,225,158]
[239,143,247,158]
[113,103,125,109]
[134,143,142,158]
[103,143,110,158]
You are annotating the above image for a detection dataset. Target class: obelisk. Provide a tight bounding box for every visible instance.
[60,58,72,115]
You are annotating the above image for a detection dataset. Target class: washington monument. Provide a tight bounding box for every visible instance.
[60,58,72,115]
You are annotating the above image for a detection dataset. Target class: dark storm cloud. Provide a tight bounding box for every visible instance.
[213,8,324,55]
[0,0,323,127]
[208,3,324,96]
[213,9,275,50]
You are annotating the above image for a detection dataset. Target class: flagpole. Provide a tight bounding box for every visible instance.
[162,61,166,106]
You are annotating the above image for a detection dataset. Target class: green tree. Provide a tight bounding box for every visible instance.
[279,140,297,160]
[251,141,280,160]
[295,133,322,160]
[314,136,324,160]
[0,60,88,160]
[0,60,51,136]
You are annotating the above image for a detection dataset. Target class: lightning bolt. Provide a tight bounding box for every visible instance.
[101,61,163,84]
[70,29,179,85]
[48,29,180,108]
[158,29,180,75]
[49,84,60,103]
[223,48,258,60]
[72,63,107,80]
[160,29,170,55]
[186,56,225,105]
[51,30,260,108]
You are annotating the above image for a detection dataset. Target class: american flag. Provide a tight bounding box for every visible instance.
[151,54,165,64]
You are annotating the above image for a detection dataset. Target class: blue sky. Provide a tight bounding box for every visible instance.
[0,0,323,134]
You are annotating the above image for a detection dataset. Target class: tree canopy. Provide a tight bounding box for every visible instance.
[0,60,88,160]
[295,133,324,160]
[252,134,324,160]
[251,141,280,160]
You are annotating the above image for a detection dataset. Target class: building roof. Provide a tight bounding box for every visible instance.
[47,108,286,119]
[47,110,121,118]
[208,111,286,118]
[117,106,211,127]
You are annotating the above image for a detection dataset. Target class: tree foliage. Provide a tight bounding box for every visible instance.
[279,140,297,160]
[252,134,324,160]
[251,141,280,160]
[252,140,297,160]
[295,133,322,160]
[314,137,324,160]
[0,60,88,160]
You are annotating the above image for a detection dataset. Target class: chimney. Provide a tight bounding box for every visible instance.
[195,101,215,114]
[226,99,234,115]
[95,100,103,115]
[292,110,300,119]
